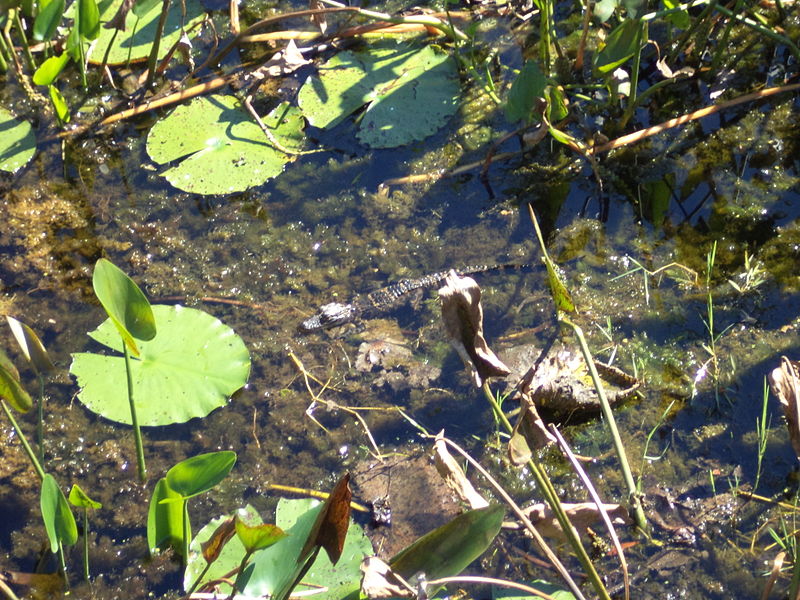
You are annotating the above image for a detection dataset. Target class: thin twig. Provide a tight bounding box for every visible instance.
[591,82,800,154]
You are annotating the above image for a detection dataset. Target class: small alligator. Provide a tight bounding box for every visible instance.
[299,263,529,333]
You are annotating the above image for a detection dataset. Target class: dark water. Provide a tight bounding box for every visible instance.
[2,3,800,598]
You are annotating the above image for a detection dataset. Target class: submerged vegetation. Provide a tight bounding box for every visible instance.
[1,0,799,596]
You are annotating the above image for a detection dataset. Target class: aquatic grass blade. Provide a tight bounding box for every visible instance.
[389,505,505,584]
[92,258,156,356]
[0,348,33,412]
[166,451,237,499]
[40,474,79,553]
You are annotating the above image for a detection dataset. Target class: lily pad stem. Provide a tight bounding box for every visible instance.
[37,374,45,466]
[228,549,255,600]
[1,399,46,481]
[81,508,91,582]
[123,340,147,482]
[144,0,171,90]
[560,317,649,532]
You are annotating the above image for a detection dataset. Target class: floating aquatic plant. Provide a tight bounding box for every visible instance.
[298,42,460,148]
[0,108,36,173]
[146,96,306,194]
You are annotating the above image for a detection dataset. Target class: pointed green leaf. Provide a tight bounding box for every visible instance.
[33,53,71,86]
[389,505,504,582]
[78,0,100,39]
[6,316,55,375]
[92,258,155,355]
[70,305,250,425]
[68,483,102,509]
[0,348,33,412]
[33,0,65,41]
[147,477,185,554]
[40,474,79,552]
[505,61,547,124]
[594,18,642,74]
[48,85,71,123]
[235,518,287,553]
[544,256,575,313]
[166,451,236,500]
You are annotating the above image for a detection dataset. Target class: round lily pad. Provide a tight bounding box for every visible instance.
[146,95,305,194]
[86,0,205,65]
[298,43,460,148]
[70,305,250,426]
[0,107,36,173]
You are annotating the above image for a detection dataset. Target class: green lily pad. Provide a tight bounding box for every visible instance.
[69,305,250,426]
[146,95,305,195]
[84,0,204,65]
[0,107,36,173]
[298,43,460,148]
[185,499,372,599]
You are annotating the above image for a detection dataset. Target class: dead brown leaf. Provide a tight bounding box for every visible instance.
[439,270,511,387]
[769,356,800,462]
[299,472,352,565]
[250,40,310,80]
[201,516,236,564]
[522,502,631,541]
[360,556,414,598]
[433,431,489,509]
[309,0,328,34]
[508,395,556,465]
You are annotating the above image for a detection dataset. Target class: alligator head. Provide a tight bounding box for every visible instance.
[299,302,360,332]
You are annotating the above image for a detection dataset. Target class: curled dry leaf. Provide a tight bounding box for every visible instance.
[360,556,414,598]
[508,395,556,465]
[201,516,236,564]
[522,502,631,541]
[439,270,511,387]
[250,40,311,80]
[309,0,327,35]
[768,356,800,462]
[433,431,489,509]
